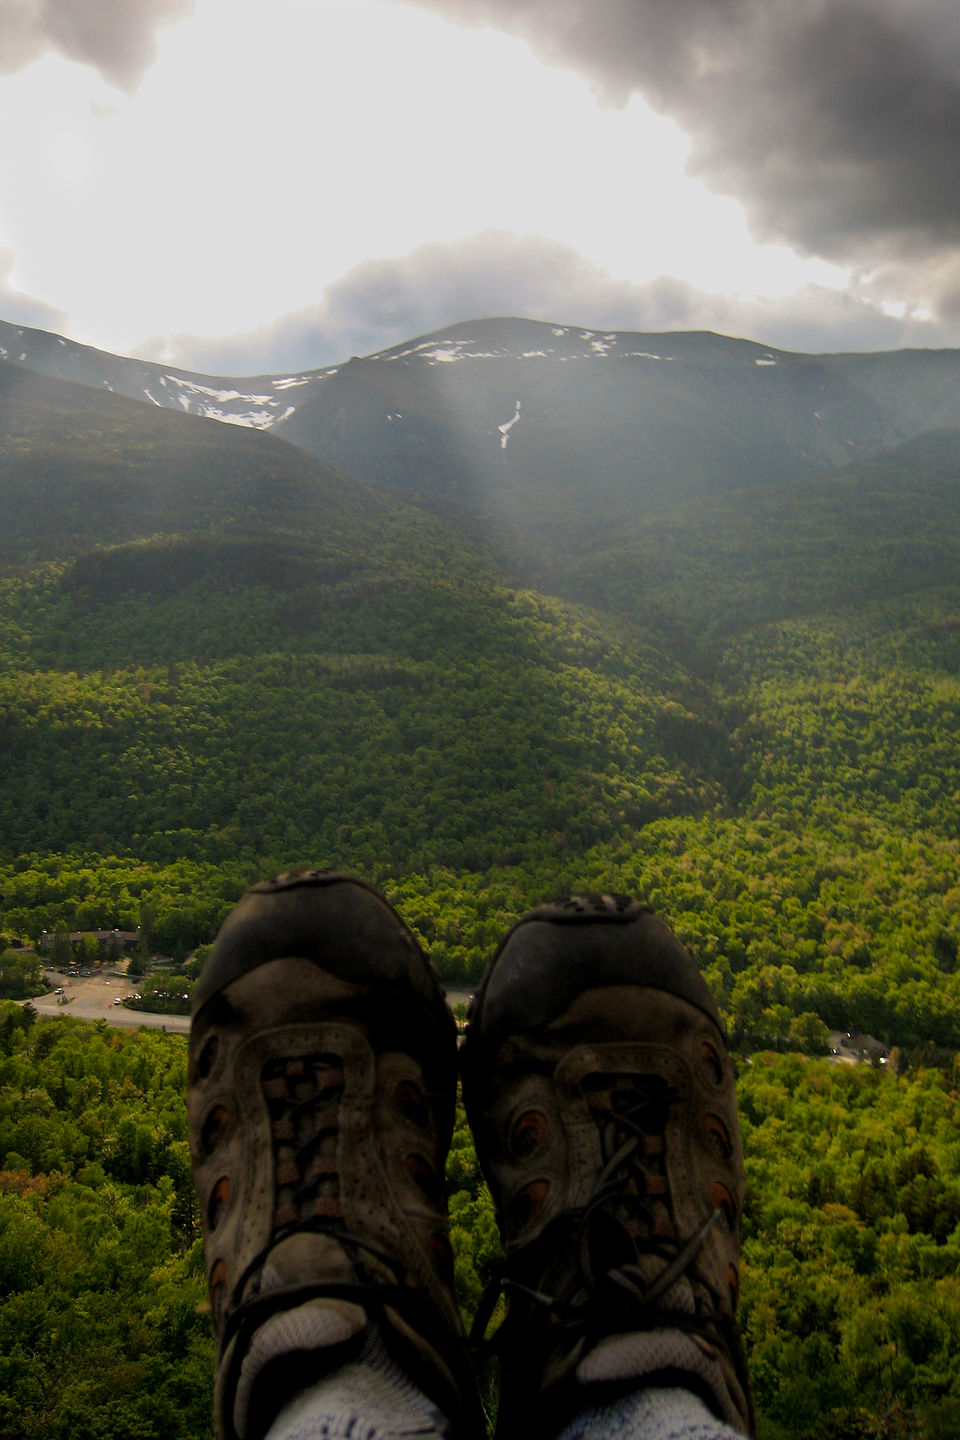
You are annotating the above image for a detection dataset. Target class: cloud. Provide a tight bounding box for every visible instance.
[0,246,69,334]
[408,1,960,274]
[0,0,193,91]
[132,231,956,376]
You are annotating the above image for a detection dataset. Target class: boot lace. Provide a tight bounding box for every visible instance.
[217,1053,454,1345]
[471,1074,728,1351]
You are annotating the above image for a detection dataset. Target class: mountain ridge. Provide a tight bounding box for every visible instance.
[2,301,960,1065]
[4,311,960,448]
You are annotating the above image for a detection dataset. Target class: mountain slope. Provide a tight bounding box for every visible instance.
[0,359,390,566]
[554,427,960,648]
[0,357,735,934]
[4,315,960,538]
[1,318,960,1050]
[3,316,960,1440]
[0,316,324,428]
[269,319,960,572]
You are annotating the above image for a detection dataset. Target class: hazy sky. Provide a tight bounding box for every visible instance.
[1,0,958,373]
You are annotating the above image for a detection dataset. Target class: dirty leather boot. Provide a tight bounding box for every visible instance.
[461,893,754,1440]
[188,869,482,1440]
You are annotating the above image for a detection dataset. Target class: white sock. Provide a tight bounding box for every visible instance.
[556,1385,746,1440]
[263,1328,451,1440]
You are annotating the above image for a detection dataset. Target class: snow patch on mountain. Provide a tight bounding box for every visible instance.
[498,399,522,451]
[165,375,273,405]
[366,326,694,371]
[205,407,276,428]
[272,375,313,390]
[152,372,318,427]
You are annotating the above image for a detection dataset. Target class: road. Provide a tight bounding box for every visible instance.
[27,971,473,1036]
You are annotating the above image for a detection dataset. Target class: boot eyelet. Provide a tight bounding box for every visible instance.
[200,1104,230,1156]
[209,1259,229,1330]
[395,1079,430,1129]
[710,1181,736,1230]
[509,1179,550,1231]
[195,1034,220,1081]
[208,1177,231,1231]
[702,1113,733,1158]
[510,1110,548,1159]
[700,1041,724,1086]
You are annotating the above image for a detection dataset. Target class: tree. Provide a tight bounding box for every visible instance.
[80,933,99,968]
[128,948,149,980]
[51,927,71,968]
[137,902,157,969]
[789,1011,831,1055]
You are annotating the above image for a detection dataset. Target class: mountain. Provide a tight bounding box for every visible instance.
[272,319,960,576]
[4,315,960,1440]
[1,313,960,1050]
[0,357,396,566]
[5,313,959,582]
[559,427,960,649]
[0,316,327,429]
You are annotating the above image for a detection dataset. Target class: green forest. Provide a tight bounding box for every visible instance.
[4,1007,960,1439]
[3,541,960,1052]
[1,353,960,1435]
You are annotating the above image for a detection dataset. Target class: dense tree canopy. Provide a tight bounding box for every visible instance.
[4,1006,960,1439]
[1,366,959,1437]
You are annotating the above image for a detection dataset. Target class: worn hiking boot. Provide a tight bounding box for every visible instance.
[461,893,754,1440]
[187,869,481,1440]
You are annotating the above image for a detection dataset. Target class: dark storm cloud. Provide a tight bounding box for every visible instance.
[412,0,960,268]
[133,231,943,376]
[0,0,193,90]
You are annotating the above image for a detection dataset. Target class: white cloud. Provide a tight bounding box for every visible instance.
[133,231,958,376]
[0,0,954,362]
[0,245,68,334]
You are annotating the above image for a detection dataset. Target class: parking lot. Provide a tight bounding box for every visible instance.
[31,969,190,1033]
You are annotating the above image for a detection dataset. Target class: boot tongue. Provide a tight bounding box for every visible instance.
[260,1230,358,1294]
[234,1234,368,1439]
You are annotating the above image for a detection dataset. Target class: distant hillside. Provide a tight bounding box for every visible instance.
[273,321,960,573]
[0,360,388,566]
[1,312,960,1053]
[556,428,960,649]
[4,317,960,546]
[0,316,324,428]
[3,313,960,1440]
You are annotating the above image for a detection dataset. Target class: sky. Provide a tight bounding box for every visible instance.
[1,0,959,375]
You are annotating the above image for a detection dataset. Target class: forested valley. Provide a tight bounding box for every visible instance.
[1,337,960,1436]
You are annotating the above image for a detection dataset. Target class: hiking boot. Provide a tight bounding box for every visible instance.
[460,893,754,1439]
[187,869,481,1440]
